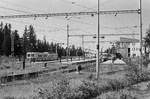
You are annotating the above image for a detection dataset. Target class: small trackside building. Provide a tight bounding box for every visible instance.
[115,37,144,58]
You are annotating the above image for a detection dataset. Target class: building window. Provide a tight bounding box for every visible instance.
[31,54,34,57]
[132,43,135,46]
[28,54,30,57]
[133,54,136,57]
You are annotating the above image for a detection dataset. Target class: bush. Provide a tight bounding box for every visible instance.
[34,74,148,99]
[3,96,28,99]
[106,79,128,91]
[87,73,95,80]
[97,89,137,99]
[125,64,150,84]
[77,80,100,98]
[49,78,72,99]
[3,96,15,99]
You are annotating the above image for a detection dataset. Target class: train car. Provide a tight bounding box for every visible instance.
[26,52,58,62]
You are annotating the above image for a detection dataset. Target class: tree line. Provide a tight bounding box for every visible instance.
[0,22,84,58]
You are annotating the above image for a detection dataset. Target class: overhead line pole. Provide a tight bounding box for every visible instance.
[96,0,100,79]
[81,35,85,60]
[67,24,69,63]
[139,0,143,70]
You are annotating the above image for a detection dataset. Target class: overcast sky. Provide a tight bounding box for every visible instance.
[0,0,149,50]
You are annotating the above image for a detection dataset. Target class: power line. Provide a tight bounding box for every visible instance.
[3,19,68,34]
[61,0,96,12]
[102,25,139,30]
[0,6,31,14]
[0,0,40,13]
[100,33,139,36]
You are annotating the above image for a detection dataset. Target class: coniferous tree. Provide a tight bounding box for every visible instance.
[28,25,37,52]
[0,22,4,55]
[0,23,83,58]
[22,26,29,55]
[77,47,83,56]
[13,30,22,57]
[70,45,76,56]
[2,24,11,56]
[144,26,150,53]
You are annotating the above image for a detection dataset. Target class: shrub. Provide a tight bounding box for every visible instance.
[3,96,15,99]
[125,64,150,84]
[87,73,95,80]
[3,96,28,99]
[97,89,137,99]
[106,79,127,91]
[34,74,147,99]
[49,78,72,99]
[77,80,100,98]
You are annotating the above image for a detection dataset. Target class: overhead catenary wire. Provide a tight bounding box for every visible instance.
[0,6,32,14]
[0,9,140,19]
[0,1,96,30]
[2,19,69,36]
[61,0,97,12]
[4,19,65,31]
[0,1,96,35]
[0,1,141,45]
[0,0,45,14]
[0,0,140,35]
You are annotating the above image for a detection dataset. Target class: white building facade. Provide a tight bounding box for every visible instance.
[115,37,144,58]
[130,42,145,57]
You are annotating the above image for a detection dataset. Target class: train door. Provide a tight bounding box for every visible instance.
[128,48,130,57]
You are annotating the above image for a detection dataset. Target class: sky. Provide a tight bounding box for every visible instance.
[0,0,150,51]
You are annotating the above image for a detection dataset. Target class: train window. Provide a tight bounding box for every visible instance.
[31,54,34,57]
[38,55,42,57]
[28,54,30,57]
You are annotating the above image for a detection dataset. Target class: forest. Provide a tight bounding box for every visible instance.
[0,22,84,58]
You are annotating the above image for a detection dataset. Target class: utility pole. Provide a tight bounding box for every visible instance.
[81,35,85,60]
[11,32,14,57]
[23,37,26,70]
[96,0,100,79]
[139,0,143,70]
[67,24,69,63]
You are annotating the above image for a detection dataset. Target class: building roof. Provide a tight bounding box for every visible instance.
[116,37,139,43]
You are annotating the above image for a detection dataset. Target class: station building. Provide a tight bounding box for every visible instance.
[115,37,145,58]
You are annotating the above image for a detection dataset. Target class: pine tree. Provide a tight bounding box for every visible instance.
[2,24,11,56]
[28,25,36,52]
[144,25,150,58]
[144,26,150,52]
[0,22,4,55]
[23,26,29,53]
[13,30,22,56]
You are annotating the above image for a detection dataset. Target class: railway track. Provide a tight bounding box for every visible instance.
[0,59,95,84]
[0,59,128,87]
